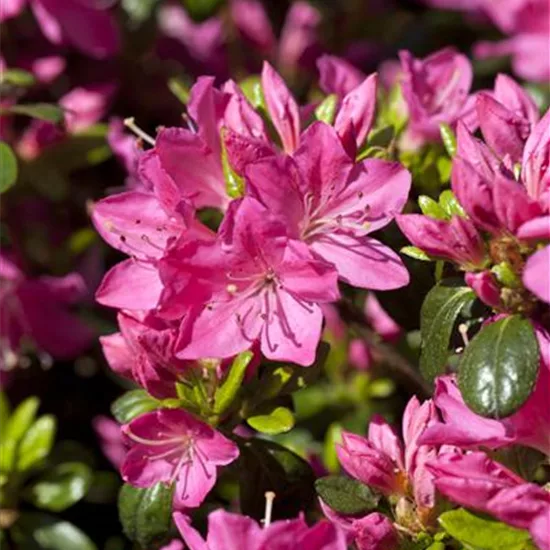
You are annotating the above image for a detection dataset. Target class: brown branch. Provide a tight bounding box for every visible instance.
[337,300,432,398]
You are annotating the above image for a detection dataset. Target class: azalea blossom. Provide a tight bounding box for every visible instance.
[0,252,93,369]
[122,408,239,509]
[161,197,340,366]
[0,0,120,59]
[428,452,550,550]
[93,416,125,469]
[173,508,346,550]
[245,121,411,290]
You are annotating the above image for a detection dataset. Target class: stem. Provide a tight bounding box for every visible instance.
[337,300,432,398]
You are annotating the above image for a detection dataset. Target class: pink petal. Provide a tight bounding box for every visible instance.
[523,246,550,304]
[261,61,300,154]
[317,54,365,97]
[206,509,262,550]
[173,513,208,550]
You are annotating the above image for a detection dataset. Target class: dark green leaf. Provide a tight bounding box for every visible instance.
[366,125,395,148]
[26,462,92,512]
[439,123,457,157]
[247,405,295,435]
[458,315,539,417]
[315,475,379,515]
[118,482,174,547]
[3,103,64,123]
[111,390,160,424]
[17,415,56,471]
[214,351,253,414]
[420,280,475,381]
[238,439,315,521]
[0,142,18,194]
[12,512,96,550]
[439,508,532,550]
[183,0,223,21]
[315,94,338,124]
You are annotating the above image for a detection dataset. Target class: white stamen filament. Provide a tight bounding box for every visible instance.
[124,117,156,146]
[263,491,275,528]
[458,323,470,347]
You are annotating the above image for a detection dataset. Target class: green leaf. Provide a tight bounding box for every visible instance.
[2,103,64,123]
[315,475,380,515]
[247,405,295,435]
[26,462,92,512]
[366,125,395,148]
[418,195,447,219]
[439,190,465,218]
[401,246,433,261]
[439,508,532,550]
[492,262,520,288]
[420,280,476,381]
[440,123,457,157]
[0,68,36,88]
[0,392,10,427]
[315,94,338,125]
[0,142,18,194]
[12,512,96,550]
[0,397,40,471]
[238,439,315,521]
[458,315,539,417]
[239,76,265,111]
[17,415,56,471]
[221,128,245,199]
[168,77,190,104]
[111,390,160,424]
[214,351,253,414]
[118,482,174,548]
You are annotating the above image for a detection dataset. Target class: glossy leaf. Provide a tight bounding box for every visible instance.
[221,128,245,199]
[247,405,295,435]
[17,415,56,472]
[440,123,457,157]
[439,190,465,218]
[111,390,160,424]
[239,76,266,111]
[439,508,532,550]
[458,315,539,417]
[418,195,447,219]
[27,462,92,512]
[118,482,174,548]
[214,351,253,414]
[401,246,433,261]
[0,142,18,194]
[420,280,475,381]
[315,475,380,515]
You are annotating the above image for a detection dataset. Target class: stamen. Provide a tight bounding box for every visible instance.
[124,117,156,146]
[263,491,276,528]
[458,323,470,347]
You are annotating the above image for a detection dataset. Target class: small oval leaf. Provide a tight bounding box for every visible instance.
[315,475,380,515]
[0,142,18,194]
[118,482,174,548]
[111,390,160,424]
[247,406,295,435]
[420,280,476,381]
[458,315,539,418]
[214,351,253,414]
[17,415,56,472]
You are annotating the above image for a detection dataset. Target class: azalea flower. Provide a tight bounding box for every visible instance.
[428,452,550,550]
[93,416,126,469]
[398,47,477,146]
[245,122,411,290]
[121,408,239,510]
[0,253,93,369]
[173,508,346,550]
[161,197,340,366]
[0,0,120,59]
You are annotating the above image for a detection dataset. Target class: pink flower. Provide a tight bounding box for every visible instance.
[162,197,340,366]
[1,0,120,59]
[319,504,397,550]
[173,509,347,550]
[0,253,93,367]
[246,122,410,290]
[396,213,486,268]
[399,47,476,144]
[523,246,550,304]
[107,118,142,188]
[231,0,276,56]
[100,312,184,399]
[464,271,501,308]
[336,397,443,511]
[317,55,366,98]
[121,408,239,510]
[428,452,550,550]
[92,416,125,469]
[476,74,539,163]
[364,294,401,343]
[421,361,550,456]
